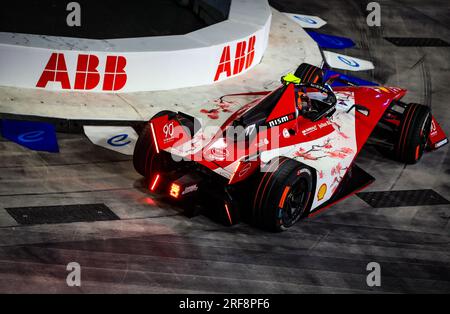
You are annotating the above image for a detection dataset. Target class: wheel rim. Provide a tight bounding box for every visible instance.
[282,178,310,227]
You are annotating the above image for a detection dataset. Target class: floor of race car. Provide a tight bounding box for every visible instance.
[0,0,449,293]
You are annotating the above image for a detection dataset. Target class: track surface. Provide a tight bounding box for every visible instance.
[0,0,449,293]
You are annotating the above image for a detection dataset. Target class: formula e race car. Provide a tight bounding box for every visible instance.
[133,63,448,231]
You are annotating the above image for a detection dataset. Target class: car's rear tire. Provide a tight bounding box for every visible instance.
[133,123,154,176]
[294,63,324,84]
[133,111,176,178]
[252,157,314,232]
[394,103,432,164]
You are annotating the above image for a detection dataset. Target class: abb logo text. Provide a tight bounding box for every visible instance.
[214,36,256,81]
[36,53,127,91]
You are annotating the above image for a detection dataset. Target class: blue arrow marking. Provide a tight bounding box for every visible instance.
[338,56,360,67]
[18,130,45,143]
[294,15,317,25]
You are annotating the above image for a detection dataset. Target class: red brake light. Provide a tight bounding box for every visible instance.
[224,203,233,225]
[150,174,160,191]
[150,123,160,154]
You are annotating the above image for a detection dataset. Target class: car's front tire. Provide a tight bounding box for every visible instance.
[252,157,314,231]
[394,103,432,164]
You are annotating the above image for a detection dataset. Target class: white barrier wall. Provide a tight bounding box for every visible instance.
[0,0,271,93]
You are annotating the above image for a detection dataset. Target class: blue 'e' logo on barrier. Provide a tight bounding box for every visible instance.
[338,56,360,67]
[294,15,317,25]
[107,134,131,147]
[17,130,45,143]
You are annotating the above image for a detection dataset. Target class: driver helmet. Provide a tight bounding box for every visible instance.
[297,91,311,112]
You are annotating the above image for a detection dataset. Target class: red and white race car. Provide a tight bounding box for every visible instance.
[133,64,448,231]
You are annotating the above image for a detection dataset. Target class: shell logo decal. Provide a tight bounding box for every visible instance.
[317,184,327,201]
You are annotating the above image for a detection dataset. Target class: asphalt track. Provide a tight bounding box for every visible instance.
[0,0,449,293]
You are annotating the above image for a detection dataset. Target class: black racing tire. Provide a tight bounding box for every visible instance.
[252,157,314,232]
[133,111,176,177]
[394,103,432,164]
[133,123,154,176]
[294,63,324,84]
